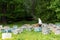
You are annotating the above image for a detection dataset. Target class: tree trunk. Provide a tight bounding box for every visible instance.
[1,2,7,24]
[31,0,37,20]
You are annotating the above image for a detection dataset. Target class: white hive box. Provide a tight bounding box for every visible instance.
[2,33,12,39]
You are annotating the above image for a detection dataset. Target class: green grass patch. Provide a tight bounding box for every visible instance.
[0,31,60,40]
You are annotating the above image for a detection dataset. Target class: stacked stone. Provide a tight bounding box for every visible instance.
[0,25,3,32]
[42,23,50,34]
[0,23,60,35]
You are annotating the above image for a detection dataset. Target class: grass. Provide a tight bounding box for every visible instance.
[0,31,60,40]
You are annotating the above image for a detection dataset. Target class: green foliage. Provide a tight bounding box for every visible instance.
[0,0,60,23]
[48,0,60,22]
